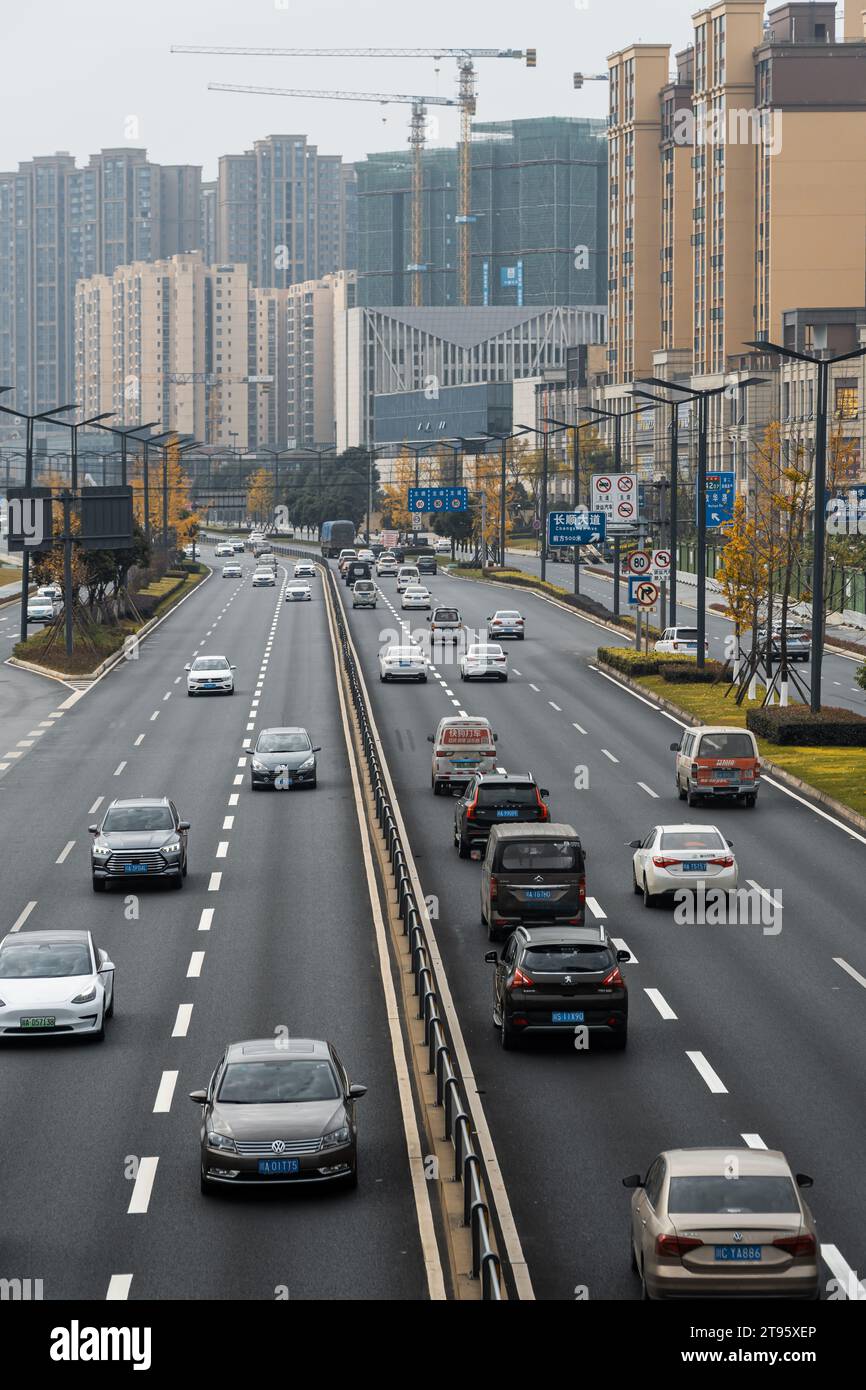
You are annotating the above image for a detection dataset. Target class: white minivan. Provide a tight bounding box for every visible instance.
[396,565,420,594]
[428,715,498,795]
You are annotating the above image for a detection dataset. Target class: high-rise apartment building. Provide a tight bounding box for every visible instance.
[356,117,608,309]
[0,148,202,415]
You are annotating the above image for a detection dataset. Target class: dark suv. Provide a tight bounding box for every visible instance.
[416,553,437,576]
[485,925,630,1050]
[90,797,189,891]
[453,772,549,859]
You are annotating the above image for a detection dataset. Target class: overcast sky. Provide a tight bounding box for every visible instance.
[4,0,702,175]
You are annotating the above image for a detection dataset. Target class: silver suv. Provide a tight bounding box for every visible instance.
[352,580,377,609]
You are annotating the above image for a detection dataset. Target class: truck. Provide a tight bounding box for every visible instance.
[320,519,356,559]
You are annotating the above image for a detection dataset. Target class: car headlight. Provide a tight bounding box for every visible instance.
[299,756,315,771]
[162,841,182,856]
[321,1125,350,1150]
[252,759,269,773]
[71,984,97,1004]
[92,843,111,856]
[207,1131,237,1153]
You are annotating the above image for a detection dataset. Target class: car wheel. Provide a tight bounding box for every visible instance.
[642,877,657,909]
[487,919,503,943]
[182,856,188,878]
[432,777,440,795]
[677,777,687,801]
[745,794,757,808]
[686,784,698,807]
[630,1234,639,1273]
[632,869,642,895]
[342,1158,359,1192]
[457,834,470,860]
[500,1016,516,1050]
[500,674,508,682]
[105,985,114,1019]
[419,674,427,683]
[92,1017,106,1043]
[609,1030,628,1051]
[92,876,106,893]
[200,1169,215,1197]
[171,874,183,891]
[519,633,525,641]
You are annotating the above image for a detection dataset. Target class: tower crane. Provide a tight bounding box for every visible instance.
[173,45,536,305]
[207,84,459,308]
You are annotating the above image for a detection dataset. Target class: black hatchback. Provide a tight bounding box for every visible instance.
[486,925,630,1050]
[453,772,549,859]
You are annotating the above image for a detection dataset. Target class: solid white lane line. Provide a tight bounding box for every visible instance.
[127,1157,159,1213]
[153,1071,178,1113]
[760,774,866,848]
[611,937,637,963]
[89,797,104,815]
[106,1274,133,1301]
[746,879,780,908]
[645,988,678,1020]
[834,957,866,991]
[549,702,562,712]
[134,734,145,747]
[55,840,75,865]
[187,951,205,978]
[638,781,659,798]
[741,1133,767,1149]
[171,1004,193,1037]
[223,816,234,830]
[686,1050,728,1094]
[591,663,681,715]
[150,711,159,721]
[113,761,126,776]
[198,908,214,932]
[11,901,37,933]
[228,793,239,806]
[601,748,619,763]
[586,897,606,920]
[208,872,222,891]
[216,841,229,859]
[821,1245,866,1300]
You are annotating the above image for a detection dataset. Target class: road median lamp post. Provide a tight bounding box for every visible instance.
[91,420,160,488]
[515,420,569,583]
[629,389,683,626]
[541,416,599,596]
[40,411,116,491]
[479,427,531,566]
[637,375,765,670]
[575,403,644,617]
[745,338,866,713]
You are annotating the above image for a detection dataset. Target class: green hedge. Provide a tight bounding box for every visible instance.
[597,647,672,677]
[660,659,728,684]
[746,704,866,746]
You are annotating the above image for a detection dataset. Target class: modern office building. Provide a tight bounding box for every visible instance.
[0,148,202,415]
[215,135,358,291]
[284,272,349,450]
[355,117,608,309]
[200,181,218,265]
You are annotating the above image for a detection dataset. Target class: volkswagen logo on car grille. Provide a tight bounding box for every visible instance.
[733,1232,743,1242]
[271,1140,286,1154]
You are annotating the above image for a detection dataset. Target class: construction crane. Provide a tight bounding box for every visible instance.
[208,83,459,308]
[173,45,536,305]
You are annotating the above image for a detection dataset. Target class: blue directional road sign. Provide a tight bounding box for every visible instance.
[408,486,468,513]
[547,510,607,546]
[702,470,735,527]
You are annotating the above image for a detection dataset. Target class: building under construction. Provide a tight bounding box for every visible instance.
[356,116,608,309]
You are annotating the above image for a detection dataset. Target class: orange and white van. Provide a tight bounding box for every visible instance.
[428,716,498,795]
[671,725,761,808]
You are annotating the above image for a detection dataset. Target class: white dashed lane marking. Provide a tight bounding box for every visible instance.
[198,909,214,932]
[645,988,677,1020]
[153,1071,178,1113]
[11,901,37,933]
[127,1157,159,1214]
[171,1004,193,1038]
[106,1275,133,1301]
[686,1050,728,1095]
[55,841,75,865]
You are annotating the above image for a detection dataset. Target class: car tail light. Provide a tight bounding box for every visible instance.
[579,878,586,902]
[601,965,623,987]
[672,642,680,650]
[656,1234,703,1258]
[489,876,498,902]
[509,966,534,989]
[652,856,680,869]
[772,1234,816,1258]
[708,855,734,868]
[535,788,549,820]
[465,788,479,821]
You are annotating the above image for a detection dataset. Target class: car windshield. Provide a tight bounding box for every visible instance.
[477,785,538,806]
[355,583,374,592]
[434,610,459,622]
[387,648,418,660]
[192,658,228,671]
[667,1175,799,1215]
[523,945,613,974]
[697,733,755,759]
[500,841,580,871]
[218,1059,340,1104]
[494,612,521,621]
[102,805,174,832]
[468,645,503,658]
[0,940,91,978]
[257,733,310,754]
[673,629,699,641]
[660,830,726,851]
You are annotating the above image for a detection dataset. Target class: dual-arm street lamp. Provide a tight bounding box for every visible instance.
[745,338,866,713]
[575,402,646,615]
[541,416,601,596]
[630,389,683,626]
[40,411,116,490]
[91,420,160,488]
[479,427,531,566]
[515,419,570,583]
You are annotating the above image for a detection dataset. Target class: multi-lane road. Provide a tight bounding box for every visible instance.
[2,540,865,1302]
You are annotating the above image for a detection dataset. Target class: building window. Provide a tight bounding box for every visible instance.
[835,379,859,420]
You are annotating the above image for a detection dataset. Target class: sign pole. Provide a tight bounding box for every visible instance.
[634,604,641,652]
[62,490,74,658]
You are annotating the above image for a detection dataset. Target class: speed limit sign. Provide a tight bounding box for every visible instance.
[627,550,651,575]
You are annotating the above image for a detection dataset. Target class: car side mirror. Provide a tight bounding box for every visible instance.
[184,664,191,671]
[348,1084,367,1100]
[795,1173,814,1189]
[727,839,733,847]
[670,742,681,752]
[99,958,116,972]
[540,788,549,798]
[427,735,434,743]
[616,950,631,963]
[312,746,322,753]
[484,951,498,964]
[231,664,237,670]
[622,1174,643,1189]
[628,839,642,849]
[493,733,499,742]
[88,824,98,834]
[177,821,190,831]
[189,1090,208,1104]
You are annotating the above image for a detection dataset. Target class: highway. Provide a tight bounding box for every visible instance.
[3,540,865,1303]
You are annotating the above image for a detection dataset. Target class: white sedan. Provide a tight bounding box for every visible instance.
[0,930,114,1042]
[294,562,316,579]
[630,824,738,907]
[185,654,236,695]
[285,581,312,602]
[459,643,508,682]
[252,569,276,587]
[401,585,432,610]
[379,644,428,683]
[487,610,525,640]
[221,563,242,579]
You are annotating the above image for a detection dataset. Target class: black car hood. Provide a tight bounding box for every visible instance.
[253,750,312,770]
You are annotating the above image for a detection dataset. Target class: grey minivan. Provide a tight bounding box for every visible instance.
[481,823,586,941]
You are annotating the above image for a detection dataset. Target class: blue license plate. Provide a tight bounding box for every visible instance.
[257,1158,300,1175]
[714,1245,762,1262]
[682,861,708,872]
[124,863,148,873]
[552,1011,584,1024]
[496,809,520,818]
[524,889,552,900]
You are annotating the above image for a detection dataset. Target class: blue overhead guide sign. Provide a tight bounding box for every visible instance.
[703,471,735,527]
[547,510,606,546]
[408,486,468,513]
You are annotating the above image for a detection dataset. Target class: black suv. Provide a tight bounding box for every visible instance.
[416,553,437,576]
[453,772,549,859]
[90,797,189,891]
[485,925,630,1050]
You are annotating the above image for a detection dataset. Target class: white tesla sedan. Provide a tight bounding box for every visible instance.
[459,643,508,682]
[185,654,236,695]
[0,930,115,1041]
[379,645,428,683]
[629,824,738,907]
